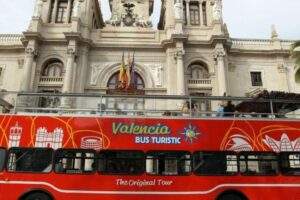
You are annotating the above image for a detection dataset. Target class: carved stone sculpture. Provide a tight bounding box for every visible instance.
[212,0,223,21]
[33,0,43,18]
[106,0,152,28]
[174,0,183,20]
[72,0,81,18]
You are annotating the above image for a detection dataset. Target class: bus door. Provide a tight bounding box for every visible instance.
[0,148,6,194]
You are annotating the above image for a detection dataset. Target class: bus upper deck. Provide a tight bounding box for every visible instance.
[1,91,299,119]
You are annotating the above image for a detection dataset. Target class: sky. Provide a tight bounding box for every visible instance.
[0,0,299,40]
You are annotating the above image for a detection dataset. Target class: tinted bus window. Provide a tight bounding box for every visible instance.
[193,152,238,175]
[55,149,96,174]
[0,149,5,171]
[99,150,144,175]
[281,152,300,175]
[146,151,191,175]
[239,152,278,175]
[7,148,53,173]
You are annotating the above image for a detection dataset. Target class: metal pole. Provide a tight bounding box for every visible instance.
[189,97,192,117]
[270,100,274,118]
[99,95,103,116]
[13,94,18,114]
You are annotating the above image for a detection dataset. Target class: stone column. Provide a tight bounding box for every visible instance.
[51,0,59,23]
[214,44,227,96]
[66,0,73,23]
[61,46,76,107]
[78,45,89,92]
[62,48,76,93]
[175,48,186,95]
[21,47,37,92]
[185,0,191,25]
[198,0,203,26]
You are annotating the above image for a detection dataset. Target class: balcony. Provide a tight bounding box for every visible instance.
[38,76,63,87]
[188,79,212,89]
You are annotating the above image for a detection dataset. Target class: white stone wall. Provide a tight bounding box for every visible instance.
[0,52,24,92]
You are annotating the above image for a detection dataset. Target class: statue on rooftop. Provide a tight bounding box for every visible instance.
[212,0,223,21]
[174,0,183,21]
[33,0,43,18]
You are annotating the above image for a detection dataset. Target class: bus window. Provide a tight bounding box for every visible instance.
[239,152,278,175]
[54,149,96,174]
[280,152,300,175]
[7,148,53,173]
[193,151,238,175]
[146,151,191,176]
[98,150,144,175]
[0,149,5,171]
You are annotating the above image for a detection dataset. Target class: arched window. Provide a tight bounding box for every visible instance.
[42,60,63,77]
[107,72,145,90]
[295,68,300,83]
[187,62,209,79]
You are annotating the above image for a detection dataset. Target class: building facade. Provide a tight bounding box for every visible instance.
[0,0,298,110]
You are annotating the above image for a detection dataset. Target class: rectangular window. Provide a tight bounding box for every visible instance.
[281,152,300,175]
[193,151,238,175]
[54,149,96,174]
[7,148,53,173]
[56,0,68,23]
[146,151,191,175]
[190,3,200,25]
[239,152,278,175]
[202,2,207,26]
[99,150,145,175]
[0,149,6,171]
[183,2,187,25]
[49,0,55,23]
[250,72,263,86]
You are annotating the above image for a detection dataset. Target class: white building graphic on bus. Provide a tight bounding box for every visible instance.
[35,127,64,149]
[8,122,23,148]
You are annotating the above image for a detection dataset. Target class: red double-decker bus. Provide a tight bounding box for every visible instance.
[0,94,300,200]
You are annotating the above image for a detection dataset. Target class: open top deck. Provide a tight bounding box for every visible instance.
[0,92,299,120]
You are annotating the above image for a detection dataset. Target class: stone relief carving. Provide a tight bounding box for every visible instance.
[213,45,226,60]
[25,47,38,59]
[18,59,24,69]
[174,49,185,59]
[106,0,152,28]
[106,12,121,26]
[277,63,287,73]
[89,63,106,86]
[228,63,236,72]
[145,63,163,87]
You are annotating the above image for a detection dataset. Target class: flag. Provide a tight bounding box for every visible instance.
[126,52,132,88]
[118,52,127,89]
[130,52,135,87]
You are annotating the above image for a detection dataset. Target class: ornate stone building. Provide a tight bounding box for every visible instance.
[0,0,298,109]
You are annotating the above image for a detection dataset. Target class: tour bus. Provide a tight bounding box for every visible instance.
[0,93,300,200]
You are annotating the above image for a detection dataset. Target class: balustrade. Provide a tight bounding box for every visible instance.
[39,76,63,86]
